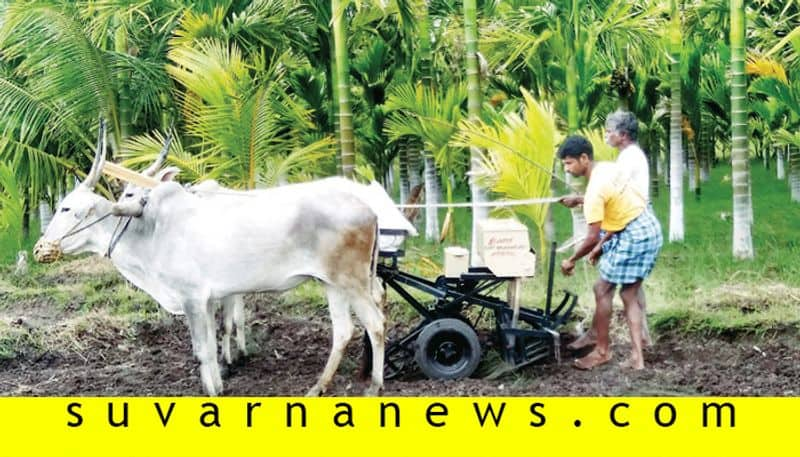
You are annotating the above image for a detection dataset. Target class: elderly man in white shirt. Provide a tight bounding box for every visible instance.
[562,110,656,352]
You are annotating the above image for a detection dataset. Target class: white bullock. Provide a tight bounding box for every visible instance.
[34,122,386,396]
[113,153,417,369]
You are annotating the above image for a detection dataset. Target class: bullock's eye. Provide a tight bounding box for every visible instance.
[124,192,134,198]
[60,207,70,213]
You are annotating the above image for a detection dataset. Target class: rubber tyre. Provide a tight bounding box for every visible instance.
[414,318,481,380]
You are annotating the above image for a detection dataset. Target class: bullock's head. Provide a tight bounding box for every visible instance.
[34,120,112,263]
[111,134,178,217]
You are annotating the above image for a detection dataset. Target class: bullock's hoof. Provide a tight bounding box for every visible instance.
[305,385,324,397]
[363,384,382,397]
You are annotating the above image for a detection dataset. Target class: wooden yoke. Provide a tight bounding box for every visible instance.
[102,162,159,189]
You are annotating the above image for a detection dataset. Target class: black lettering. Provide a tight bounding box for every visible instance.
[610,402,629,427]
[154,402,175,427]
[333,402,354,428]
[286,402,307,428]
[529,403,546,427]
[108,402,129,428]
[426,402,448,427]
[654,403,676,427]
[473,402,506,427]
[703,402,735,428]
[200,402,220,428]
[247,402,262,428]
[380,402,400,428]
[66,402,83,427]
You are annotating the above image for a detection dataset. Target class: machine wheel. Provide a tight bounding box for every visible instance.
[414,318,481,380]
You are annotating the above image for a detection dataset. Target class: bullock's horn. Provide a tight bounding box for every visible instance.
[141,131,173,177]
[82,118,107,189]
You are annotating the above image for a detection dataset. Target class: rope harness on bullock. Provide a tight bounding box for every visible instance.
[58,209,113,243]
[106,195,148,257]
[107,215,134,258]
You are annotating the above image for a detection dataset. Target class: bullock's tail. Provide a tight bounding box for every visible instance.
[360,221,380,381]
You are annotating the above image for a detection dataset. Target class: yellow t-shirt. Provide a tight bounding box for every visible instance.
[583,162,645,231]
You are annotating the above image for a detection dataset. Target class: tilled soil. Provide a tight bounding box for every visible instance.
[1,293,798,397]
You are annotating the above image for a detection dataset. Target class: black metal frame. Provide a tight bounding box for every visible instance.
[377,232,578,379]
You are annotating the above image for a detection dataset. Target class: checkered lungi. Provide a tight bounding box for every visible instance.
[599,208,663,285]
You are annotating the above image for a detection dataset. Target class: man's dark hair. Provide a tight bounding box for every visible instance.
[557,135,594,160]
[605,110,639,141]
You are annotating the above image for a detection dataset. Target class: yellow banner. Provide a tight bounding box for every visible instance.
[0,397,795,457]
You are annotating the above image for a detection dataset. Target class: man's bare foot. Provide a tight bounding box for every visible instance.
[573,349,612,370]
[567,331,597,351]
[619,357,644,370]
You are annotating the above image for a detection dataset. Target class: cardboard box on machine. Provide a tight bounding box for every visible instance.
[443,246,470,277]
[475,218,536,277]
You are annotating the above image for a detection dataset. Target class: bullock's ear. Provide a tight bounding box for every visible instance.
[155,166,181,183]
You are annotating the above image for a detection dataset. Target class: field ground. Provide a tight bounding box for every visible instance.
[0,256,798,396]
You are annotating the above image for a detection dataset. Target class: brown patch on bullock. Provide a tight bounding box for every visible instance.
[326,221,377,289]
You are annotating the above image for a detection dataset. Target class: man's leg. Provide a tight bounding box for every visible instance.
[619,281,645,369]
[574,279,615,369]
[639,286,652,346]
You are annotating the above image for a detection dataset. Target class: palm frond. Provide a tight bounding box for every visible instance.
[0,161,24,251]
[579,128,617,162]
[746,56,788,83]
[451,89,561,259]
[0,3,119,143]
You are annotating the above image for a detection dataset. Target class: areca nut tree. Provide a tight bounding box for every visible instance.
[668,0,684,242]
[730,0,753,259]
[384,81,468,241]
[331,0,355,178]
[463,0,489,263]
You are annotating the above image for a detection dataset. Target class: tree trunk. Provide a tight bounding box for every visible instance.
[398,140,410,205]
[730,0,753,259]
[115,15,131,143]
[700,111,711,182]
[464,0,488,263]
[790,146,800,202]
[687,142,697,196]
[408,139,422,192]
[385,159,395,190]
[649,135,659,199]
[668,0,684,242]
[777,145,785,180]
[21,194,30,241]
[332,0,355,179]
[38,200,53,234]
[423,154,440,240]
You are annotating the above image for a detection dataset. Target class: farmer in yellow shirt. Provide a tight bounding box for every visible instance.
[558,135,663,370]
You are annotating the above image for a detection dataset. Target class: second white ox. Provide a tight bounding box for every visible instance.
[34,124,387,396]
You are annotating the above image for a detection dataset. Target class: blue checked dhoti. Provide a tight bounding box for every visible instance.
[599,208,663,285]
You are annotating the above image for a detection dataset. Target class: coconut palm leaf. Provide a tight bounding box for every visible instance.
[384,81,467,161]
[750,76,800,119]
[166,39,332,189]
[580,128,617,162]
[0,2,120,144]
[451,89,561,260]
